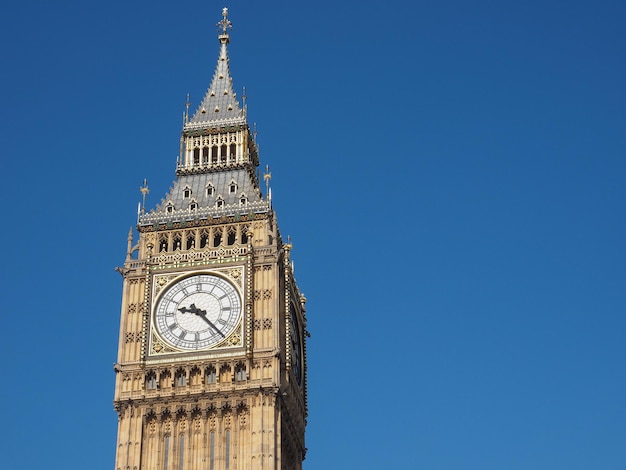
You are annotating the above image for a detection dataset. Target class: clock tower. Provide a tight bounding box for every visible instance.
[113,9,307,470]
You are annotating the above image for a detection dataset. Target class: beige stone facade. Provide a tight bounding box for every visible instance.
[113,9,307,470]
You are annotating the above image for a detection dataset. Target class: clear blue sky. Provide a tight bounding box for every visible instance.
[1,1,624,469]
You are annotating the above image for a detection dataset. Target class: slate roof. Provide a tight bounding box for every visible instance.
[138,15,268,228]
[138,169,268,226]
[158,169,262,211]
[187,34,245,128]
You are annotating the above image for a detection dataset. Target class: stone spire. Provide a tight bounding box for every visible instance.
[138,8,265,228]
[187,8,244,128]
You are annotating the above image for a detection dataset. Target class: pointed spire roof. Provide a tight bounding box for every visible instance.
[187,8,245,129]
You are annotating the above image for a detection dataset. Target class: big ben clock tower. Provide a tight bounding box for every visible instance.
[113,8,308,470]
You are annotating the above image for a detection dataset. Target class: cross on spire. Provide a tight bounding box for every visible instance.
[217,7,232,35]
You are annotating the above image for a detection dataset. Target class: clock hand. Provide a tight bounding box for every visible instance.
[177,304,224,337]
[196,311,226,338]
[178,304,207,315]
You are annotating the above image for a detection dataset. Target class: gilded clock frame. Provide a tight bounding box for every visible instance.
[148,266,246,357]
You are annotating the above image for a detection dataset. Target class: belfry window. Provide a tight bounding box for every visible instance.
[159,235,168,252]
[202,147,209,163]
[213,230,222,247]
[186,233,195,250]
[220,145,227,162]
[212,146,218,163]
[230,143,236,157]
[193,148,200,164]
[172,233,182,251]
[200,230,209,248]
[227,228,236,245]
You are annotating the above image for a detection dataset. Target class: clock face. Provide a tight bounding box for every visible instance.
[290,302,303,386]
[153,273,242,351]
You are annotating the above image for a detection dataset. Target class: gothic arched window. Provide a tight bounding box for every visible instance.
[200,229,209,248]
[175,370,186,387]
[146,372,157,390]
[227,227,236,246]
[186,232,195,250]
[213,229,222,247]
[235,363,247,382]
[206,366,216,384]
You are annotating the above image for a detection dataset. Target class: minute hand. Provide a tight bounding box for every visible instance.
[198,312,226,338]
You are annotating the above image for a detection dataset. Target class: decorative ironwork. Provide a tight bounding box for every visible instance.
[138,199,270,226]
[217,7,233,35]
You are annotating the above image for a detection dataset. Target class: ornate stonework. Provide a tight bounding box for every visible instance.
[113,8,307,470]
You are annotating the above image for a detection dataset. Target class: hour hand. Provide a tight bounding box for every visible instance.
[178,303,207,316]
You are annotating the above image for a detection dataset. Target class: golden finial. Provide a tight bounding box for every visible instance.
[263,165,272,183]
[263,165,272,201]
[284,235,293,251]
[217,7,233,40]
[242,86,247,116]
[184,93,191,123]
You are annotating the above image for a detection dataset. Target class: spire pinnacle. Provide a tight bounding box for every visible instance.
[264,165,272,202]
[217,7,232,43]
[187,7,243,126]
[139,179,149,214]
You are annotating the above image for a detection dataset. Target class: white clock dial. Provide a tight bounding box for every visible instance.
[154,273,241,351]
